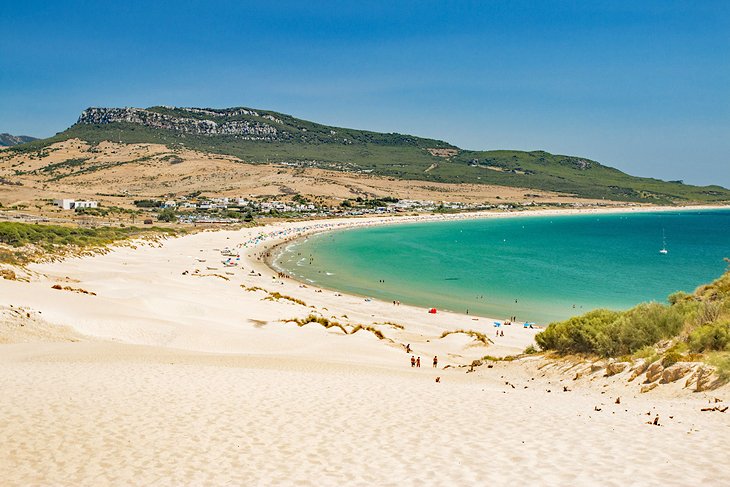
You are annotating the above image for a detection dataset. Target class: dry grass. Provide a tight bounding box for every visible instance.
[440,329,492,346]
[482,354,519,362]
[191,273,229,281]
[285,314,389,340]
[350,324,386,340]
[51,284,96,295]
[288,314,348,334]
[377,321,405,330]
[264,292,307,306]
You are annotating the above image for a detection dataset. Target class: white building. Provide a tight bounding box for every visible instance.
[54,199,75,210]
[54,199,98,210]
[74,201,98,209]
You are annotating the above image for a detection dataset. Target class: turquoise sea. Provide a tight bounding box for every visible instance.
[274,210,730,324]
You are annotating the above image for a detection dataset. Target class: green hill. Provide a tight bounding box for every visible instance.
[12,106,730,204]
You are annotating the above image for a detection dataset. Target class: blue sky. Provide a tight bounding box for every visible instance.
[2,1,728,186]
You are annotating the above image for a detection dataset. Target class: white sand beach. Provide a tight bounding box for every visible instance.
[2,209,729,486]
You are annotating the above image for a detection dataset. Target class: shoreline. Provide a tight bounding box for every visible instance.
[258,203,730,323]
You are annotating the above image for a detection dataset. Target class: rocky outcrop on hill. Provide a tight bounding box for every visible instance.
[177,107,284,124]
[78,107,282,140]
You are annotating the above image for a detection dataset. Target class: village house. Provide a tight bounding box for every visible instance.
[53,199,98,210]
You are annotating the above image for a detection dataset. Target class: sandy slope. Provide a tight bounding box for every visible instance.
[2,342,728,486]
[1,212,729,486]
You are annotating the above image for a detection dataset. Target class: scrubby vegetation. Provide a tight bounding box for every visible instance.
[241,285,265,292]
[286,314,389,340]
[350,324,385,340]
[289,314,349,334]
[688,321,730,353]
[0,222,179,264]
[535,304,684,357]
[440,329,492,346]
[535,265,730,378]
[157,208,177,222]
[377,321,405,330]
[264,292,307,306]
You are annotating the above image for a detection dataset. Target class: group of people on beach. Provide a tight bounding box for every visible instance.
[406,345,438,368]
[409,355,438,368]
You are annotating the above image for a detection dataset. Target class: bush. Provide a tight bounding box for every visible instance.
[688,321,730,353]
[134,199,162,208]
[534,309,620,355]
[535,304,684,357]
[633,345,656,359]
[662,343,687,367]
[694,301,723,327]
[707,352,730,382]
[668,291,691,305]
[157,208,177,222]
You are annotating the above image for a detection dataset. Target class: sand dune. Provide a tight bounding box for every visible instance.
[1,214,729,486]
[2,342,728,486]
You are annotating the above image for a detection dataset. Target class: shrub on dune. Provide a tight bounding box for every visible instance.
[535,304,683,357]
[688,321,730,353]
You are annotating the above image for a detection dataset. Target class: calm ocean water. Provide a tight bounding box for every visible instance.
[275,210,730,324]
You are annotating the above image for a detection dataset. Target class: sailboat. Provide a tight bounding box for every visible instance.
[659,229,669,254]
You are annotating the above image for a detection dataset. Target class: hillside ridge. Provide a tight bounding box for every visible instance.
[8,106,730,204]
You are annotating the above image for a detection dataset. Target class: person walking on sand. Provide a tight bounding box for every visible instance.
[411,356,416,367]
[416,357,421,368]
[406,344,411,353]
[433,356,438,368]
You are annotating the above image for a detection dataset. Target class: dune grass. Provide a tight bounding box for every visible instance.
[289,314,349,334]
[377,321,405,330]
[241,285,265,292]
[264,291,307,306]
[350,324,386,340]
[440,329,492,346]
[286,314,389,340]
[481,354,519,362]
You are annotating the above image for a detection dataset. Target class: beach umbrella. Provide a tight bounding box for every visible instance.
[494,321,501,327]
